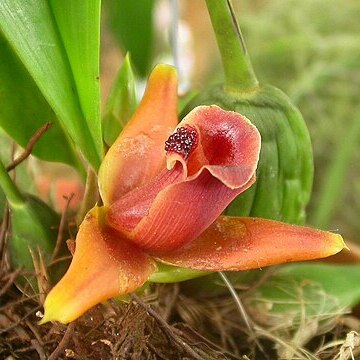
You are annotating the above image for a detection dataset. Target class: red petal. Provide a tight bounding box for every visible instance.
[167,105,261,188]
[107,106,260,253]
[41,207,155,324]
[107,164,185,232]
[157,216,347,270]
[98,65,178,205]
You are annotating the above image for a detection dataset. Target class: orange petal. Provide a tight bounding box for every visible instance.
[98,64,178,205]
[157,216,347,270]
[107,106,261,253]
[40,207,155,324]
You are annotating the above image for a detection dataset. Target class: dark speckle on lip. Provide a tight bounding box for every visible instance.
[164,126,198,159]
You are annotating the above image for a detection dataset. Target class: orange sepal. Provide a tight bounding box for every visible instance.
[157,216,347,271]
[98,64,178,205]
[40,207,155,324]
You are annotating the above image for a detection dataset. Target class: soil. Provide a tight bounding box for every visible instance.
[1,207,360,359]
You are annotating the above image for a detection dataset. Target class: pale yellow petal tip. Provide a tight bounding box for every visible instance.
[37,308,56,325]
[150,64,178,83]
[332,233,349,253]
[38,293,75,325]
[37,311,53,325]
[38,305,72,325]
[153,63,177,74]
[340,235,350,251]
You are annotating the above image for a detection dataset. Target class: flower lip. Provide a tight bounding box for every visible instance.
[164,125,198,159]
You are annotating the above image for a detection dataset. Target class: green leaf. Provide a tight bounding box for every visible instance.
[49,0,103,166]
[0,159,52,273]
[246,263,360,358]
[0,192,4,219]
[0,158,27,209]
[0,129,37,217]
[10,193,71,292]
[9,195,60,272]
[102,54,137,146]
[0,0,103,170]
[278,263,360,309]
[0,182,4,217]
[0,159,67,289]
[249,263,360,317]
[0,33,79,167]
[105,0,155,77]
[0,131,10,217]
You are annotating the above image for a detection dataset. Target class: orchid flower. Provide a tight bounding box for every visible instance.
[41,65,346,324]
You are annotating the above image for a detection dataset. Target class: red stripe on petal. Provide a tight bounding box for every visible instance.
[107,163,185,232]
[157,217,346,271]
[41,207,155,324]
[99,65,178,205]
[124,171,255,253]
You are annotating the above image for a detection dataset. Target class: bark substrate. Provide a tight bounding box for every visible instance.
[1,266,359,360]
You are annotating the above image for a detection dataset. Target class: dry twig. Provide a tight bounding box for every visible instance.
[0,206,10,269]
[131,293,206,360]
[0,304,42,336]
[47,322,76,360]
[0,268,22,297]
[218,271,269,359]
[6,122,53,172]
[161,283,179,322]
[31,339,47,360]
[51,193,74,262]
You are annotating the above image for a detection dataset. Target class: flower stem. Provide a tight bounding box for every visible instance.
[0,160,25,207]
[205,0,258,92]
[76,166,99,225]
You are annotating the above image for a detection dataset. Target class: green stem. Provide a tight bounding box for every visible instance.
[205,0,258,92]
[0,160,25,207]
[76,166,99,225]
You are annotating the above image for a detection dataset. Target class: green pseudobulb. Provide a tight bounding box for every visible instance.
[182,84,313,225]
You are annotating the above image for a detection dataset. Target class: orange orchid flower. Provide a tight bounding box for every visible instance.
[41,65,346,324]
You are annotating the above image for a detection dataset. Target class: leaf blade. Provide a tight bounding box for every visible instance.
[105,0,155,77]
[0,33,79,167]
[49,0,103,165]
[0,0,102,169]
[102,54,137,146]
